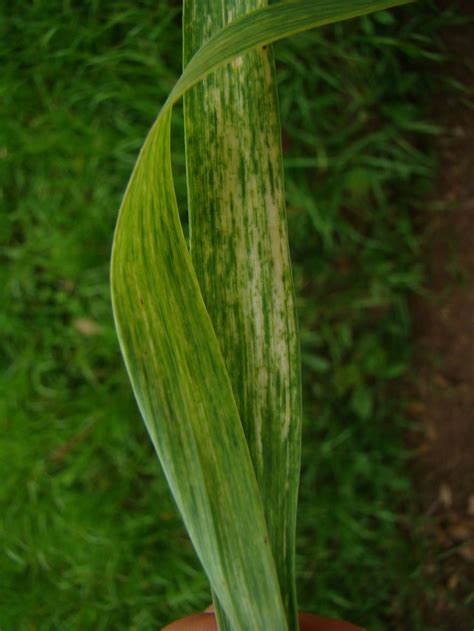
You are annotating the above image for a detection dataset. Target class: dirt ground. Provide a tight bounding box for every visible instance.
[409,1,474,627]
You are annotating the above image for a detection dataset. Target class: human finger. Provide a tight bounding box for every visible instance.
[163,611,365,630]
[162,611,217,630]
[299,612,366,630]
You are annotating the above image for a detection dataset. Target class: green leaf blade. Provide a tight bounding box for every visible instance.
[183,0,301,628]
[111,111,288,630]
[170,0,414,108]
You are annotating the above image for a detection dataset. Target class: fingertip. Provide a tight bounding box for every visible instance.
[162,612,217,631]
[299,612,367,631]
[163,610,365,631]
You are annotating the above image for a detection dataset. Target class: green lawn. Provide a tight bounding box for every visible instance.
[0,2,454,629]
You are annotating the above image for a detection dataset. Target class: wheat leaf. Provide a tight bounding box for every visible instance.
[110,1,414,629]
[183,0,301,628]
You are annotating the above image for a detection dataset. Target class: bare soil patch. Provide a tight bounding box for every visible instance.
[409,1,474,627]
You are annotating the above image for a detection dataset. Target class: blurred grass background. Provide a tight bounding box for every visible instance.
[0,1,457,629]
